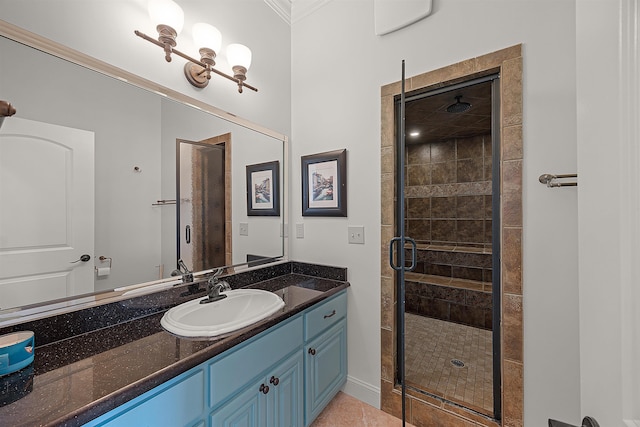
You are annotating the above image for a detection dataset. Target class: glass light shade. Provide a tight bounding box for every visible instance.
[226,44,252,70]
[192,23,222,52]
[148,0,184,34]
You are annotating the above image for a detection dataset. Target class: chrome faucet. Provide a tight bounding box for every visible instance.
[171,259,193,283]
[200,268,231,304]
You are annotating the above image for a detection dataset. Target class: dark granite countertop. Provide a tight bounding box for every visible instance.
[0,262,348,427]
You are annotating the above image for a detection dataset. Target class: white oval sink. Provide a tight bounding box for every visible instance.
[161,289,285,337]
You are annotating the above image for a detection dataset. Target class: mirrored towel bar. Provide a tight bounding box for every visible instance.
[539,173,577,188]
[152,199,176,206]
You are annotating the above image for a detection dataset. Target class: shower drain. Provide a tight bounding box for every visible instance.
[450,359,465,368]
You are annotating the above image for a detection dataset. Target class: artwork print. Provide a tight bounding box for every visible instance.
[308,160,338,209]
[301,149,347,217]
[246,161,280,216]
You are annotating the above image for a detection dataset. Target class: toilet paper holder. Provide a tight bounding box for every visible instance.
[97,256,112,269]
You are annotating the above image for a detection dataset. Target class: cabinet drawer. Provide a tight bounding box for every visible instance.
[304,291,347,340]
[209,315,303,407]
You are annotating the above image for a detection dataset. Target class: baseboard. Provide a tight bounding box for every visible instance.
[342,375,380,409]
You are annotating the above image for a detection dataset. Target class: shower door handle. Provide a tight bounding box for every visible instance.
[389,237,417,272]
[185,225,191,244]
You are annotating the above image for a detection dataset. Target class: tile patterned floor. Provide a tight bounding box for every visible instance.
[310,391,414,427]
[404,313,494,415]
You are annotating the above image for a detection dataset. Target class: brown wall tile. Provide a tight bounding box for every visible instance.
[407,198,430,219]
[381,173,395,226]
[502,227,522,294]
[503,360,524,427]
[502,57,523,127]
[381,146,395,174]
[407,219,431,241]
[431,141,456,162]
[381,95,396,147]
[431,220,456,242]
[431,196,456,218]
[381,379,408,420]
[502,160,523,227]
[457,158,484,182]
[381,276,395,329]
[452,265,483,281]
[457,219,484,244]
[381,328,394,381]
[408,164,431,186]
[503,294,523,361]
[411,58,477,90]
[474,44,521,72]
[408,144,431,164]
[456,135,484,159]
[411,398,475,427]
[503,125,523,161]
[432,161,457,185]
[456,195,484,219]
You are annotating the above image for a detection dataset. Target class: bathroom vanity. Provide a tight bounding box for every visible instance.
[0,262,349,427]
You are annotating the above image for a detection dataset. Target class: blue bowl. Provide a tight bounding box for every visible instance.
[0,331,34,376]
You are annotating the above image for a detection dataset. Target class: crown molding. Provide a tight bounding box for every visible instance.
[292,0,333,24]
[264,0,292,25]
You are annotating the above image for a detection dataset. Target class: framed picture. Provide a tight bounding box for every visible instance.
[302,149,347,217]
[246,160,280,216]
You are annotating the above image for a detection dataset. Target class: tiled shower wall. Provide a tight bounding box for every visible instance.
[405,134,493,248]
[403,134,493,329]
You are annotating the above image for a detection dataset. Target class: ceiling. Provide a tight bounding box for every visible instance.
[405,80,492,145]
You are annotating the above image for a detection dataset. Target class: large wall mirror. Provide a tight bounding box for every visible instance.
[0,26,287,319]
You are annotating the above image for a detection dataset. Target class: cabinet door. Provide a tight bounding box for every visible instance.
[305,319,347,425]
[268,352,304,427]
[85,369,205,427]
[209,380,266,427]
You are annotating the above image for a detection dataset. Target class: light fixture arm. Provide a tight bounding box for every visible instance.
[134,30,258,92]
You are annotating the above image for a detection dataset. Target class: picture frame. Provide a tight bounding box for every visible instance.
[301,149,347,217]
[246,160,280,216]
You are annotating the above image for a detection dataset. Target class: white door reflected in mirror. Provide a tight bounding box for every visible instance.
[0,117,95,308]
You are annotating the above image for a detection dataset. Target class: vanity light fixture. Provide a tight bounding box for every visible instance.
[134,0,257,93]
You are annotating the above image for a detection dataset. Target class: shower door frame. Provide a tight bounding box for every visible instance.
[380,44,524,427]
[393,74,502,420]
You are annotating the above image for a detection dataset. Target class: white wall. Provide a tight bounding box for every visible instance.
[291,1,580,425]
[577,1,640,426]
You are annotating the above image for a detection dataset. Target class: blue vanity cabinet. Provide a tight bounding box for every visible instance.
[83,368,207,427]
[82,289,348,427]
[209,351,303,427]
[303,291,348,426]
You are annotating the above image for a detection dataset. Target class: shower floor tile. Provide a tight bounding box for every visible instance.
[404,313,494,416]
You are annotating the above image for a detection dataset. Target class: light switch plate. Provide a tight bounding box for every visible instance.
[239,222,249,236]
[296,223,304,239]
[348,226,365,244]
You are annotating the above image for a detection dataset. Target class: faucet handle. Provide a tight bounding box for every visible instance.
[218,280,231,292]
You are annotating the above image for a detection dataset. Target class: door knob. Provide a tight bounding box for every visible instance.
[70,254,91,263]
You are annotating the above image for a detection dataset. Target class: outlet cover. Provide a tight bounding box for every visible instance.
[348,226,365,244]
[239,222,249,236]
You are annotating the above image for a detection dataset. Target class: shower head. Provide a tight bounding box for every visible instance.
[446,95,471,114]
